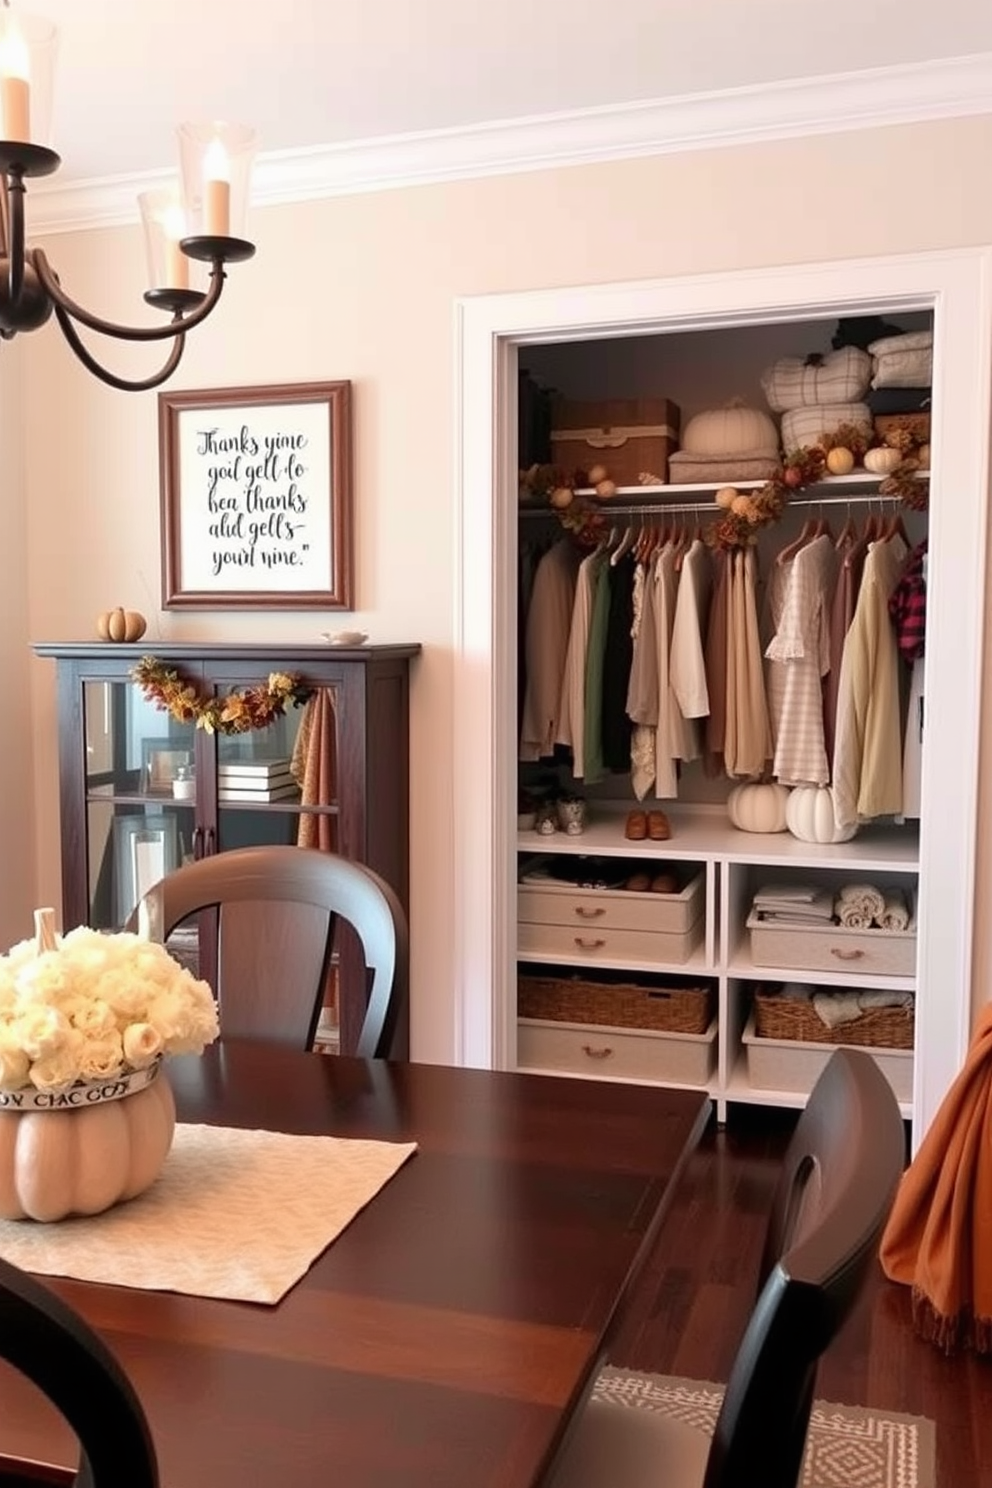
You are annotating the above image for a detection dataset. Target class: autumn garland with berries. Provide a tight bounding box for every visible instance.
[131,656,312,736]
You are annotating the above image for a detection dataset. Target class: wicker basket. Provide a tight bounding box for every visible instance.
[753,989,914,1050]
[518,973,712,1035]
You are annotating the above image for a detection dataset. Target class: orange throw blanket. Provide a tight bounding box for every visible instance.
[880,1000,992,1353]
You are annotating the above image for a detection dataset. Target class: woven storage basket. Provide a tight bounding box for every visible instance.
[519,973,712,1035]
[753,989,914,1050]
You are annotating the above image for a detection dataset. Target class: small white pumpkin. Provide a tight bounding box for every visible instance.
[727,782,790,834]
[863,446,902,475]
[785,785,857,845]
[682,399,778,458]
[0,1074,176,1222]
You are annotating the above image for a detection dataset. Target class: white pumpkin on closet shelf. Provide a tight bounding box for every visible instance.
[681,399,778,458]
[785,785,857,844]
[727,781,790,834]
[863,446,903,475]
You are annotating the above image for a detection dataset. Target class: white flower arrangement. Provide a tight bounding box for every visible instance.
[0,924,220,1095]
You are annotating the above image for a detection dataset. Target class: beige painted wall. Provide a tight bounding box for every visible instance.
[0,345,36,948]
[18,113,992,1061]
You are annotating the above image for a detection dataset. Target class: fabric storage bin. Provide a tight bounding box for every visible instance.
[550,397,680,485]
[746,910,916,977]
[780,402,872,451]
[761,347,871,413]
[518,870,704,935]
[868,329,933,390]
[667,451,781,484]
[518,970,713,1034]
[742,1014,912,1103]
[518,1016,717,1086]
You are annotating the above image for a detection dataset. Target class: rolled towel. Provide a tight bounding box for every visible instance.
[834,896,873,930]
[878,889,910,931]
[857,990,914,1011]
[812,991,865,1028]
[837,882,885,923]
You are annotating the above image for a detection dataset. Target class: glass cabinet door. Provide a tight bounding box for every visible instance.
[215,687,338,854]
[84,680,197,931]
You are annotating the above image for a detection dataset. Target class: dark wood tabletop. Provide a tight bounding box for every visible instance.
[0,1043,710,1488]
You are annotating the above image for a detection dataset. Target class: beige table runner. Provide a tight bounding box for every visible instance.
[0,1124,417,1305]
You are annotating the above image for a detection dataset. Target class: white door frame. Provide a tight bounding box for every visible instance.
[454,249,992,1137]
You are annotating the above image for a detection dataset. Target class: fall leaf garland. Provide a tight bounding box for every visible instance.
[131,656,312,736]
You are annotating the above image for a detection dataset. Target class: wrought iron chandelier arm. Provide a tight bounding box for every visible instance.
[52,302,187,393]
[32,247,227,341]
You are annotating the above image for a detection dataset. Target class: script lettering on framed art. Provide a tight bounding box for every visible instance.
[158,380,353,609]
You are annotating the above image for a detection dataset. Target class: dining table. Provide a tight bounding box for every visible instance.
[0,1041,710,1488]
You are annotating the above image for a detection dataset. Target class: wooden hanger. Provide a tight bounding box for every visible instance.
[835,503,857,550]
[776,515,817,566]
[881,506,912,548]
[842,512,878,571]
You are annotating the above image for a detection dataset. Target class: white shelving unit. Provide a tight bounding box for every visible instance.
[516,804,920,1119]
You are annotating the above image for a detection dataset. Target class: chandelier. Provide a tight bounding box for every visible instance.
[0,4,256,392]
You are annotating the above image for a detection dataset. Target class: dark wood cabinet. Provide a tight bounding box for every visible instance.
[34,642,420,1056]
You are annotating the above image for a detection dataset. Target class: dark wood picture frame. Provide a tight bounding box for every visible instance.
[158,380,353,610]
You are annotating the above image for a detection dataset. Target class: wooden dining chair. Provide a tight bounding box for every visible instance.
[549,1048,906,1488]
[0,1254,158,1488]
[127,846,407,1058]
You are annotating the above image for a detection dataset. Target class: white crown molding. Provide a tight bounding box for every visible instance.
[30,52,992,236]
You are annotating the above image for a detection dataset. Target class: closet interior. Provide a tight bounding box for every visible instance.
[514,310,932,1120]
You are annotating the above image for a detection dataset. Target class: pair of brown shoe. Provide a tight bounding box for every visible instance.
[624,809,671,841]
[624,871,679,894]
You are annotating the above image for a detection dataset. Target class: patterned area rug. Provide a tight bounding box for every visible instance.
[593,1369,935,1488]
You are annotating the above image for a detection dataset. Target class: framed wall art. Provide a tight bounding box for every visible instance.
[158,380,353,610]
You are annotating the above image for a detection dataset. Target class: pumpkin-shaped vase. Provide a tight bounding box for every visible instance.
[727,782,790,834]
[785,785,857,845]
[0,1068,176,1222]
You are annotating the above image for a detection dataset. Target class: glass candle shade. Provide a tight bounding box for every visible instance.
[0,7,57,146]
[177,120,256,239]
[138,186,192,291]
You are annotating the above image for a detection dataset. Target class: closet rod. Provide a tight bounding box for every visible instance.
[520,490,912,520]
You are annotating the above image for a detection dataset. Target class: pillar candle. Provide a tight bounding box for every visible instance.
[1,75,28,141]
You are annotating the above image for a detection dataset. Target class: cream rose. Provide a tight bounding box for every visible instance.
[122,1022,164,1068]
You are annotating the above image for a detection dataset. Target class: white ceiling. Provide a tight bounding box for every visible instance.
[18,0,992,212]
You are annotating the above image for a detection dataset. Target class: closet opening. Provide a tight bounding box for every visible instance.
[454,251,991,1145]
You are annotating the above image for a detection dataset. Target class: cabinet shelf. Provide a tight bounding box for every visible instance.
[518,806,920,872]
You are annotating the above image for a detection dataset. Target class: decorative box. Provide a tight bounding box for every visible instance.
[550,397,680,486]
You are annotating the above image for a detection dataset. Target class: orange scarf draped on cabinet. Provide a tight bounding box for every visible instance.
[880,1000,992,1353]
[290,687,338,852]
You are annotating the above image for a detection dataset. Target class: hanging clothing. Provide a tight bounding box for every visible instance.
[582,555,614,785]
[764,535,835,787]
[669,539,711,721]
[703,547,730,775]
[654,543,699,777]
[519,538,581,760]
[822,532,865,763]
[901,654,925,820]
[626,560,659,800]
[737,547,774,778]
[556,545,607,779]
[889,539,928,662]
[600,552,636,772]
[832,537,907,830]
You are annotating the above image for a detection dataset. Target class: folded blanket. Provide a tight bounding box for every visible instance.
[881,1000,992,1354]
[667,452,781,484]
[879,889,911,931]
[812,991,864,1028]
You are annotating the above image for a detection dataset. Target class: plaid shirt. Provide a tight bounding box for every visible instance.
[888,540,927,662]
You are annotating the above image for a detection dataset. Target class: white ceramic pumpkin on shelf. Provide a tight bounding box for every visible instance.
[863,446,902,475]
[785,785,857,845]
[681,399,779,458]
[727,781,790,834]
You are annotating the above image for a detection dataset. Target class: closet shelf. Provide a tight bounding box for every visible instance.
[520,470,930,517]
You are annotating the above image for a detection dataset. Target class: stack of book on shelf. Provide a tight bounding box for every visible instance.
[217,757,299,803]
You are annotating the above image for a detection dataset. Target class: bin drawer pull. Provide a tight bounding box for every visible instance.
[574,906,606,919]
[830,947,865,961]
[582,1044,613,1060]
[574,937,607,950]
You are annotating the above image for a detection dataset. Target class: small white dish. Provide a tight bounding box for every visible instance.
[320,630,368,646]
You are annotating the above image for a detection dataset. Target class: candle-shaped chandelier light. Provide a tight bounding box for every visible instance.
[0,4,256,392]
